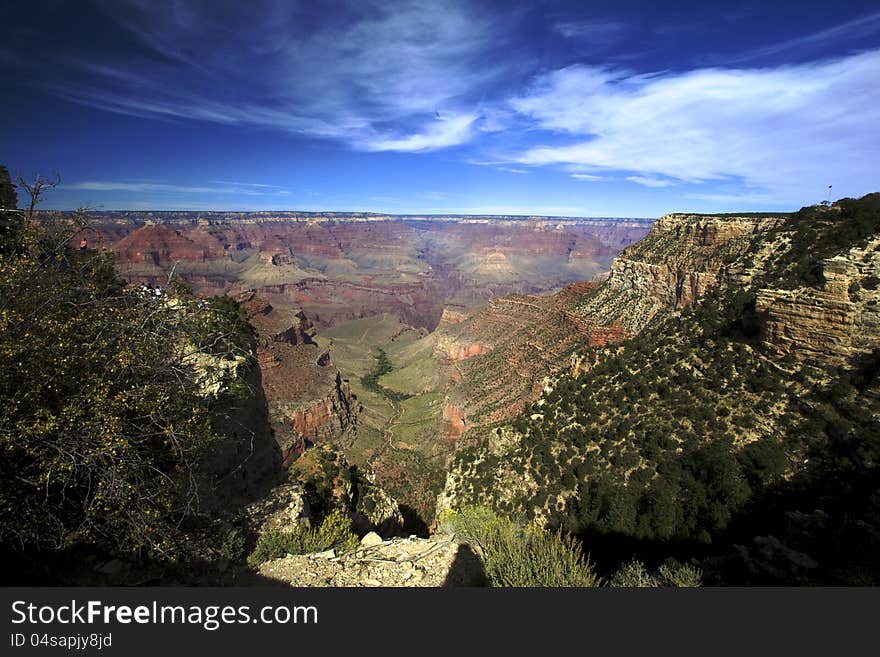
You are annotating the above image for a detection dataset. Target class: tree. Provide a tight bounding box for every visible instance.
[0,179,252,564]
[0,165,17,209]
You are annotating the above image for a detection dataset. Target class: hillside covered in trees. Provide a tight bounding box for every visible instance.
[0,178,275,583]
[441,194,880,585]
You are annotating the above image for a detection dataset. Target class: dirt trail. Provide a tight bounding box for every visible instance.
[369,391,403,465]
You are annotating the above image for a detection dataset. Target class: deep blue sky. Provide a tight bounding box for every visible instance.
[2,0,879,216]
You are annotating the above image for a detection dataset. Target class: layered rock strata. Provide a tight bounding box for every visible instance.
[756,238,880,366]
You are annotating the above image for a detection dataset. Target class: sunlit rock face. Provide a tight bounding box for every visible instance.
[756,239,880,367]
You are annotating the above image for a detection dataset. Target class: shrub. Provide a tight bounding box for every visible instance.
[862,275,880,291]
[0,205,239,560]
[219,529,246,563]
[609,560,658,587]
[247,509,358,566]
[610,559,702,587]
[656,562,703,587]
[439,506,599,587]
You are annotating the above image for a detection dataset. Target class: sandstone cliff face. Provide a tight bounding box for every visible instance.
[756,238,880,366]
[288,374,357,446]
[432,337,489,361]
[441,402,466,442]
[240,294,361,460]
[573,213,788,334]
[606,258,719,308]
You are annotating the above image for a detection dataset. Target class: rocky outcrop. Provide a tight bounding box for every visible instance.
[240,294,361,459]
[573,212,788,334]
[257,532,484,587]
[289,374,357,444]
[756,239,880,366]
[441,402,466,441]
[433,337,490,361]
[607,258,719,308]
[287,444,404,536]
[436,307,469,329]
[352,468,405,536]
[244,483,312,534]
[199,360,284,512]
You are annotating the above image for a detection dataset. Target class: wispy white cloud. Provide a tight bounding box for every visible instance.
[55,0,505,153]
[467,160,531,175]
[361,113,478,152]
[510,49,880,202]
[626,176,674,188]
[570,173,604,181]
[553,20,626,44]
[725,10,880,64]
[209,180,288,190]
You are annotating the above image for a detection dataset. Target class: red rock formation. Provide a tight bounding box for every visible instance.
[433,339,490,361]
[239,293,360,461]
[89,213,650,331]
[441,403,466,442]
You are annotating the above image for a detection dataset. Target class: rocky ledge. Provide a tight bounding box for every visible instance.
[258,533,485,587]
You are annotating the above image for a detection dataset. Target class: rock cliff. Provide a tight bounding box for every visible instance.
[240,293,360,460]
[756,237,880,366]
[573,213,787,335]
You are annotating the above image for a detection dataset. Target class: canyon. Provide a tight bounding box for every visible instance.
[16,195,880,588]
[78,211,650,522]
[78,200,880,548]
[80,212,650,330]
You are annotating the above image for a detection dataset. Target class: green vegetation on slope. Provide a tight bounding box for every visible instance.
[447,194,880,584]
[440,506,700,587]
[0,196,257,578]
[439,506,599,587]
[247,509,358,566]
[361,348,412,401]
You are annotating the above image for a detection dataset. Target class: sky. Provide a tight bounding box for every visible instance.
[1,0,879,217]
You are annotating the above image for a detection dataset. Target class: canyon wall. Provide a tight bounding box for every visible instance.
[756,237,880,366]
[241,293,361,464]
[572,213,788,334]
[78,212,651,332]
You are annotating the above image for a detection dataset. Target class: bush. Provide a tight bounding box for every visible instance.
[440,506,599,587]
[609,560,658,587]
[657,562,703,587]
[219,529,246,563]
[862,275,880,291]
[0,206,238,560]
[610,559,702,587]
[247,509,358,566]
